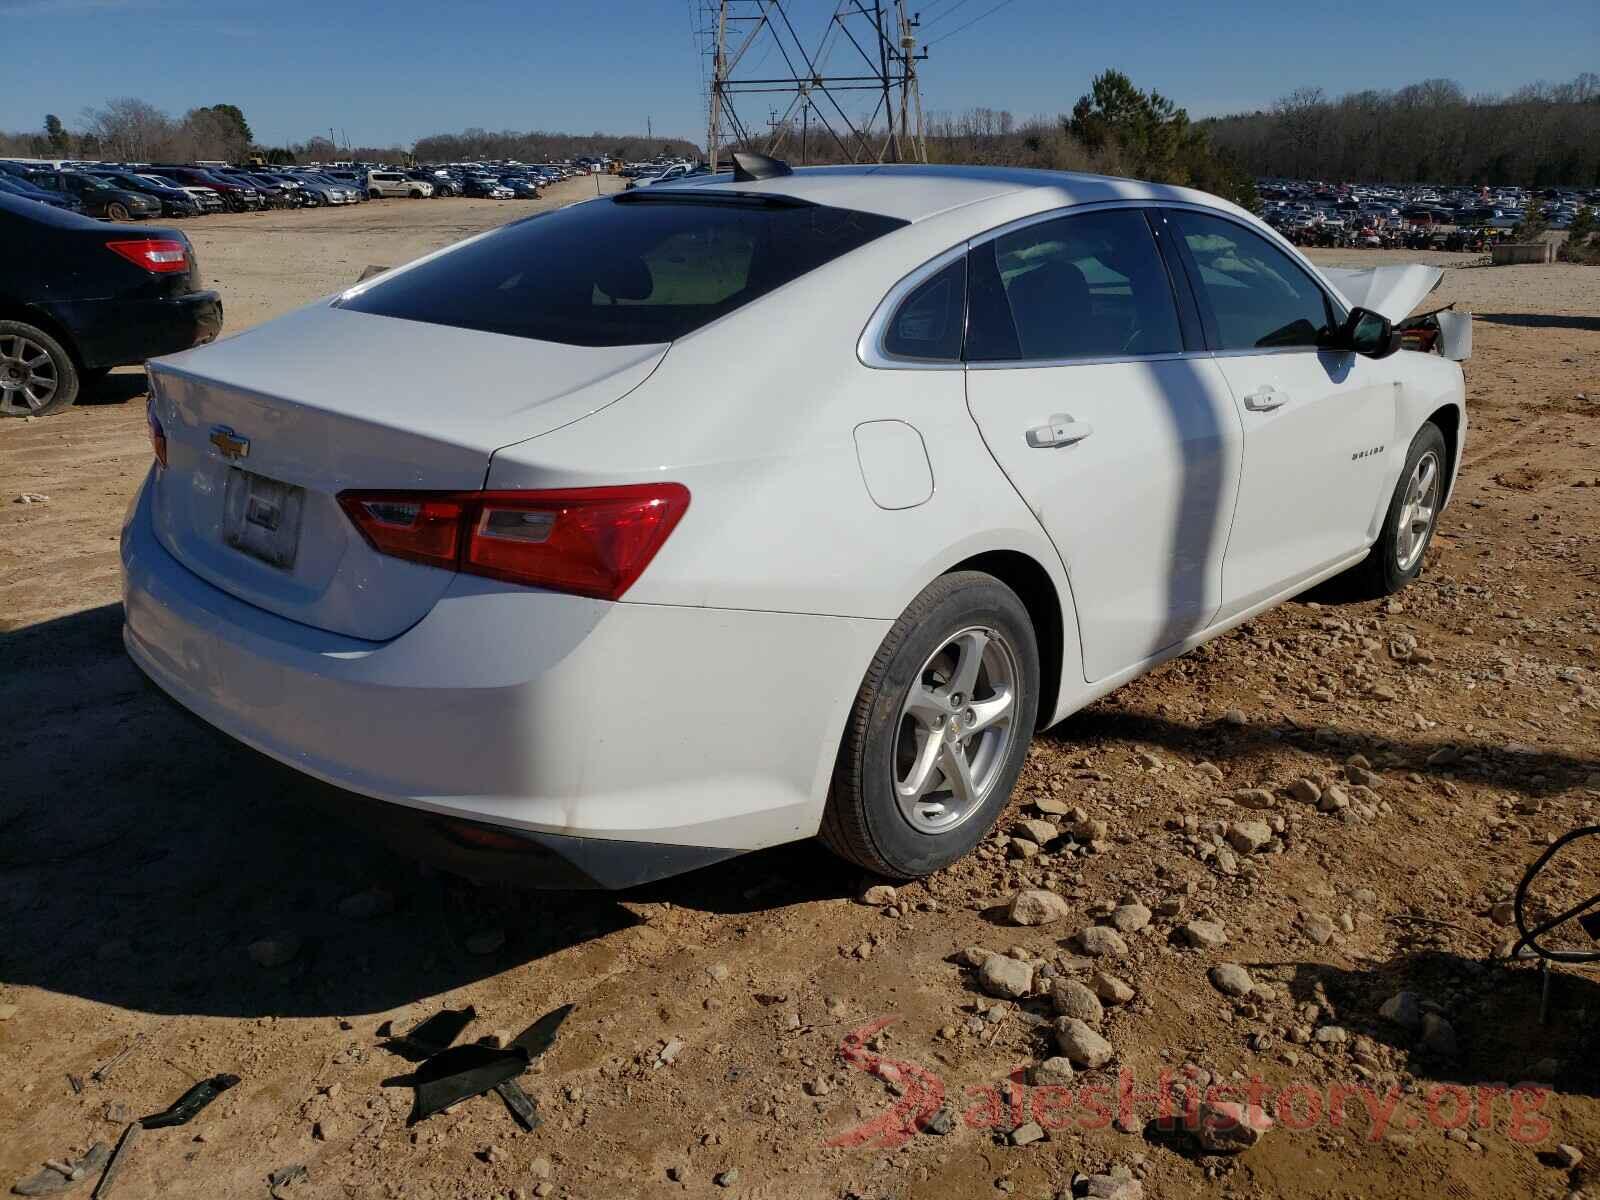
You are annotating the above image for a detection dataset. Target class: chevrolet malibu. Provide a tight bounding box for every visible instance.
[122,159,1469,888]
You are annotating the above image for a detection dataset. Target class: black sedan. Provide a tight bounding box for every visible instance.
[0,193,223,417]
[23,170,161,221]
[85,170,203,217]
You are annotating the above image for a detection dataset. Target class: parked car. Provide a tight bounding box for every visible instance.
[500,176,541,198]
[462,175,513,199]
[120,162,1467,888]
[144,167,261,212]
[367,169,432,199]
[138,176,225,214]
[320,170,369,200]
[24,170,161,221]
[0,192,222,417]
[0,172,83,213]
[85,170,203,217]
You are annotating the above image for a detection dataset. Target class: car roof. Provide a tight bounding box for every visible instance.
[672,163,1244,224]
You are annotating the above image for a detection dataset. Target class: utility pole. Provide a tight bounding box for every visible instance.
[708,1,727,170]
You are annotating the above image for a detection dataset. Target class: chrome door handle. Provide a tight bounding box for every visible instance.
[1026,415,1095,448]
[1243,387,1288,412]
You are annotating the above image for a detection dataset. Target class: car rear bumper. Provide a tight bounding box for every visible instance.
[60,291,223,369]
[120,473,886,884]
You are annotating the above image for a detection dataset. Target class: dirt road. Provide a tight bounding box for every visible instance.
[2,184,1598,1200]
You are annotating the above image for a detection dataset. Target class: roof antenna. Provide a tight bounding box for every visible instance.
[731,152,793,183]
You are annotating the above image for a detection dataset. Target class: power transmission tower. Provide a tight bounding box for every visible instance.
[700,0,927,169]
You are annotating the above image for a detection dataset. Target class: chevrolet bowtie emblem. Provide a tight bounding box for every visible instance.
[209,426,250,460]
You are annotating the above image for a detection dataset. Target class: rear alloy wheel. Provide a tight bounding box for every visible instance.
[106,202,130,221]
[0,322,79,417]
[1348,421,1449,596]
[821,571,1039,879]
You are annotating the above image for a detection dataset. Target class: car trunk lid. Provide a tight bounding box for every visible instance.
[147,304,667,640]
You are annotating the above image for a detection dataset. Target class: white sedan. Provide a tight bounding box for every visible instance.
[122,159,1468,887]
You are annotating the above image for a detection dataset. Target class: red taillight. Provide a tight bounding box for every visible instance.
[146,399,167,467]
[106,237,190,274]
[337,484,690,601]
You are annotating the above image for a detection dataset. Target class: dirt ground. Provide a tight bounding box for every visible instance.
[2,180,1598,1200]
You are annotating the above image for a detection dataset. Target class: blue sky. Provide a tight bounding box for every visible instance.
[6,0,1596,147]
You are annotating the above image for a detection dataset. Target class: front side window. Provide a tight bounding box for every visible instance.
[965,208,1183,363]
[1169,209,1333,351]
[340,194,906,347]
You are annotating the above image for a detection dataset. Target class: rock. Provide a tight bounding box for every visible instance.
[1195,1099,1274,1153]
[960,945,998,968]
[979,955,1034,1000]
[860,884,898,906]
[1489,901,1515,926]
[13,493,49,504]
[921,1106,956,1136]
[1227,820,1272,854]
[11,1144,110,1196]
[1379,990,1423,1032]
[1014,819,1059,848]
[1156,896,1186,918]
[707,962,731,982]
[1554,1144,1583,1169]
[1318,784,1350,813]
[1076,926,1129,958]
[528,1157,552,1179]
[1028,1057,1075,1086]
[1420,1013,1458,1057]
[1289,778,1322,804]
[1209,963,1254,998]
[1010,1121,1046,1146]
[1182,920,1228,949]
[1222,708,1248,725]
[1054,1017,1114,1068]
[1008,889,1070,926]
[249,935,301,968]
[1051,979,1104,1025]
[337,888,394,919]
[1009,838,1040,859]
[1302,913,1337,945]
[715,1169,739,1187]
[1234,788,1277,810]
[1033,797,1072,815]
[1092,972,1135,1004]
[465,928,506,956]
[1315,1025,1348,1044]
[1085,1173,1144,1200]
[1106,903,1151,934]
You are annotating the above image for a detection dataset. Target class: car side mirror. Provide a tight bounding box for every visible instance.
[1325,307,1399,359]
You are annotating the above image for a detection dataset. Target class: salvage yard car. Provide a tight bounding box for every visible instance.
[0,192,222,416]
[121,160,1467,888]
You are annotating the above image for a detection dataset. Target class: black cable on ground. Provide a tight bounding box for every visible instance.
[1509,824,1600,964]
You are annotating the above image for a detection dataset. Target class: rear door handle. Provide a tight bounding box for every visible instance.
[1243,386,1288,412]
[1026,415,1095,448]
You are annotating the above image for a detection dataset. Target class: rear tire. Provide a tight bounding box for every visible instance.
[0,321,79,417]
[107,202,130,221]
[821,571,1040,879]
[1344,421,1448,597]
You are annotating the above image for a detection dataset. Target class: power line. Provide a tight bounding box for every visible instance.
[920,0,977,30]
[926,0,1019,46]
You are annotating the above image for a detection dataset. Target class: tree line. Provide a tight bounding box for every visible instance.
[0,101,699,166]
[1200,74,1600,187]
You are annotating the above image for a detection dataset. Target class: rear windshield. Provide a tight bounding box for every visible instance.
[337,193,907,346]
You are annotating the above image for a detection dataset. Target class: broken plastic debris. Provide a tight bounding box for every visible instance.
[494,1079,541,1131]
[138,1074,240,1129]
[404,1045,528,1125]
[90,1124,140,1200]
[385,1006,476,1062]
[11,1144,109,1196]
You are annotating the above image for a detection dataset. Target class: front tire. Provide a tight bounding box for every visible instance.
[1347,421,1448,597]
[0,321,79,417]
[106,202,130,221]
[821,571,1040,879]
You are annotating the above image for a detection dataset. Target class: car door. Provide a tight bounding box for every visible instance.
[963,206,1243,684]
[1163,207,1395,619]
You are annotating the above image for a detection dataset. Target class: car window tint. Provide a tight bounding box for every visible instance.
[882,258,966,362]
[965,209,1182,362]
[340,195,906,347]
[1169,210,1332,351]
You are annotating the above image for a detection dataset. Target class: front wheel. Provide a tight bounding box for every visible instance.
[106,202,130,221]
[821,571,1040,879]
[1346,421,1449,597]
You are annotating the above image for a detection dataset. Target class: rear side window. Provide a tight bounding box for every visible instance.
[881,258,965,362]
[966,209,1183,363]
[339,195,907,346]
[1168,210,1333,351]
